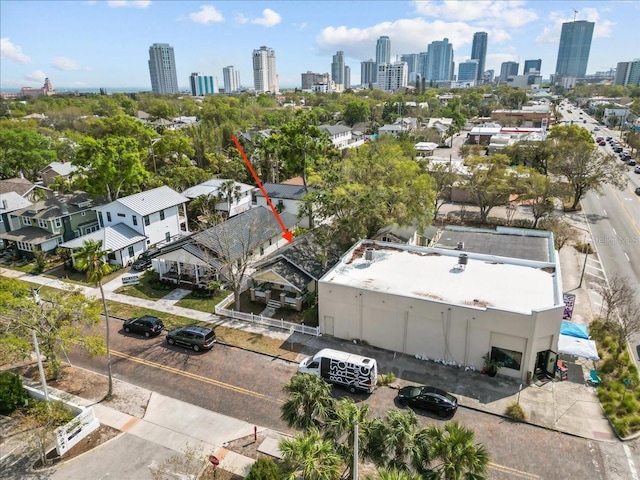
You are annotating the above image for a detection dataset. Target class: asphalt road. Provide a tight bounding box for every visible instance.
[64,319,631,480]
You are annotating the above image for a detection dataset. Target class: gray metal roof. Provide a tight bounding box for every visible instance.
[40,161,78,176]
[320,125,351,136]
[193,206,298,263]
[255,183,311,201]
[59,223,146,251]
[433,226,551,262]
[0,191,32,214]
[98,186,188,217]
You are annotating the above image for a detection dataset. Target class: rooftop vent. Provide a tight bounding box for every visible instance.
[458,253,468,265]
[364,247,374,262]
[59,202,69,215]
[456,241,464,250]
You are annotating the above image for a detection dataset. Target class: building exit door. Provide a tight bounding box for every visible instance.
[535,350,558,378]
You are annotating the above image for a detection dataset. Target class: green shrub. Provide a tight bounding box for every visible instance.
[33,249,47,273]
[245,457,280,480]
[0,371,29,414]
[376,372,397,386]
[505,402,526,422]
[574,242,594,254]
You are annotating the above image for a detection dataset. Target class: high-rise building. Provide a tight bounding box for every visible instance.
[458,60,479,82]
[399,54,418,83]
[471,32,488,83]
[615,60,640,86]
[417,52,429,82]
[331,50,345,86]
[148,43,179,94]
[424,38,454,83]
[344,65,351,90]
[483,69,495,84]
[301,71,330,90]
[223,66,241,94]
[500,61,519,82]
[523,59,542,74]
[554,20,594,78]
[252,46,278,94]
[375,36,391,82]
[361,59,376,87]
[377,62,408,92]
[189,73,216,96]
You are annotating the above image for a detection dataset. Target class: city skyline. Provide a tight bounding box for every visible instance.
[1,1,638,91]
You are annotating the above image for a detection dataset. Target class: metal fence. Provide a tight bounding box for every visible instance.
[214,293,320,336]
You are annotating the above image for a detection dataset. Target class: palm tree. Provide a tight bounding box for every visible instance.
[280,427,342,480]
[426,422,489,480]
[281,373,335,430]
[323,398,371,479]
[218,178,242,219]
[367,469,422,480]
[73,239,114,398]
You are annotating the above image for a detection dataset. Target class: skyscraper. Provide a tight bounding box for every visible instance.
[399,54,418,83]
[424,38,454,83]
[331,50,345,86]
[500,61,519,82]
[375,36,391,82]
[471,32,488,83]
[377,62,408,92]
[252,46,278,94]
[523,59,542,74]
[189,73,216,96]
[148,43,179,94]
[615,60,640,86]
[344,65,351,89]
[361,59,376,87]
[458,60,479,82]
[554,20,594,78]
[223,66,241,94]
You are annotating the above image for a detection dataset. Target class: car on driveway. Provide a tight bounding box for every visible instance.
[397,385,458,417]
[123,316,165,337]
[628,159,637,166]
[166,325,216,352]
[634,165,640,174]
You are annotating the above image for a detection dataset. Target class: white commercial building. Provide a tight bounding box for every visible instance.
[252,46,278,94]
[377,62,408,92]
[223,66,241,94]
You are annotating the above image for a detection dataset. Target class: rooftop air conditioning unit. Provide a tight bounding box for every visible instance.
[364,247,374,262]
[456,241,464,250]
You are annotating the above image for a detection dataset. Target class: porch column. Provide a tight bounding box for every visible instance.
[250,287,256,302]
[280,292,286,307]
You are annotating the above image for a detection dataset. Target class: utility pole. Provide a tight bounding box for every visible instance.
[353,422,359,480]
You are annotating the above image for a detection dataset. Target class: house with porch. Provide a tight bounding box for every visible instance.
[0,192,32,251]
[248,228,346,311]
[152,206,297,288]
[0,192,102,257]
[319,125,364,150]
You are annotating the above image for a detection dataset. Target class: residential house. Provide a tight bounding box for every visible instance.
[318,229,564,382]
[249,228,346,311]
[414,142,439,157]
[319,125,364,150]
[254,183,313,228]
[39,161,78,187]
[377,117,418,137]
[182,179,254,218]
[0,192,102,257]
[0,191,32,250]
[0,177,51,202]
[373,223,438,247]
[94,186,190,250]
[152,206,297,288]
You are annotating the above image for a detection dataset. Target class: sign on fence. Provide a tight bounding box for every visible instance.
[121,275,140,286]
[562,293,576,320]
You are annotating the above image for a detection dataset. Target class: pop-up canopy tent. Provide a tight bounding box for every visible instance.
[557,321,599,361]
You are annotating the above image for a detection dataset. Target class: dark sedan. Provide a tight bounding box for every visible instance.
[397,385,458,417]
[123,316,165,337]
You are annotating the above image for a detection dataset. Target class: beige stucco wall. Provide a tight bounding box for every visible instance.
[318,282,563,381]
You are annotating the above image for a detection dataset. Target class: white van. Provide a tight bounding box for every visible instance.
[298,348,378,393]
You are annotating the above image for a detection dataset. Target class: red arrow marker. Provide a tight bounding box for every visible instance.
[232,134,293,243]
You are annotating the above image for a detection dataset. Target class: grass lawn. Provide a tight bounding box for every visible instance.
[44,265,125,287]
[228,291,308,324]
[114,272,176,300]
[175,289,230,313]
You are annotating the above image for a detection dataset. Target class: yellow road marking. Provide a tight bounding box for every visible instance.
[111,349,283,404]
[488,461,540,479]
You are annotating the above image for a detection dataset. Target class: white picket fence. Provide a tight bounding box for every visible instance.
[215,293,320,336]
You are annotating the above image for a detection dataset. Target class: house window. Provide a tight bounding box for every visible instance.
[165,232,170,241]
[38,219,48,228]
[106,212,112,222]
[144,215,150,226]
[54,218,61,228]
[132,215,138,226]
[117,213,126,218]
[128,246,134,257]
[159,210,165,221]
[108,252,116,261]
[23,217,32,226]
[17,241,33,251]
[490,346,522,371]
[81,211,86,216]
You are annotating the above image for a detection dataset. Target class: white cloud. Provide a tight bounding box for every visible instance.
[1,38,31,63]
[412,0,537,28]
[107,0,151,7]
[237,8,281,27]
[294,21,308,31]
[51,56,81,71]
[25,70,47,83]
[535,7,613,45]
[189,5,224,24]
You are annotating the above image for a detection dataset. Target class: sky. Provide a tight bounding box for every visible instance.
[1,0,639,92]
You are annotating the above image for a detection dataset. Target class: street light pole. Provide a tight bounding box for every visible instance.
[32,329,50,402]
[578,239,590,289]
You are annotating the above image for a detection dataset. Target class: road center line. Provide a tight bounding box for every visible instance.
[488,462,539,479]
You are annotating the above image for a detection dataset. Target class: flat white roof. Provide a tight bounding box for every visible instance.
[322,243,559,314]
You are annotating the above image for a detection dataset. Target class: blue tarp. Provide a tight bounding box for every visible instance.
[560,320,589,339]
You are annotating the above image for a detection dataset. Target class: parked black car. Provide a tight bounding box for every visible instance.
[397,385,458,417]
[123,316,165,337]
[166,325,216,352]
[132,248,160,270]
